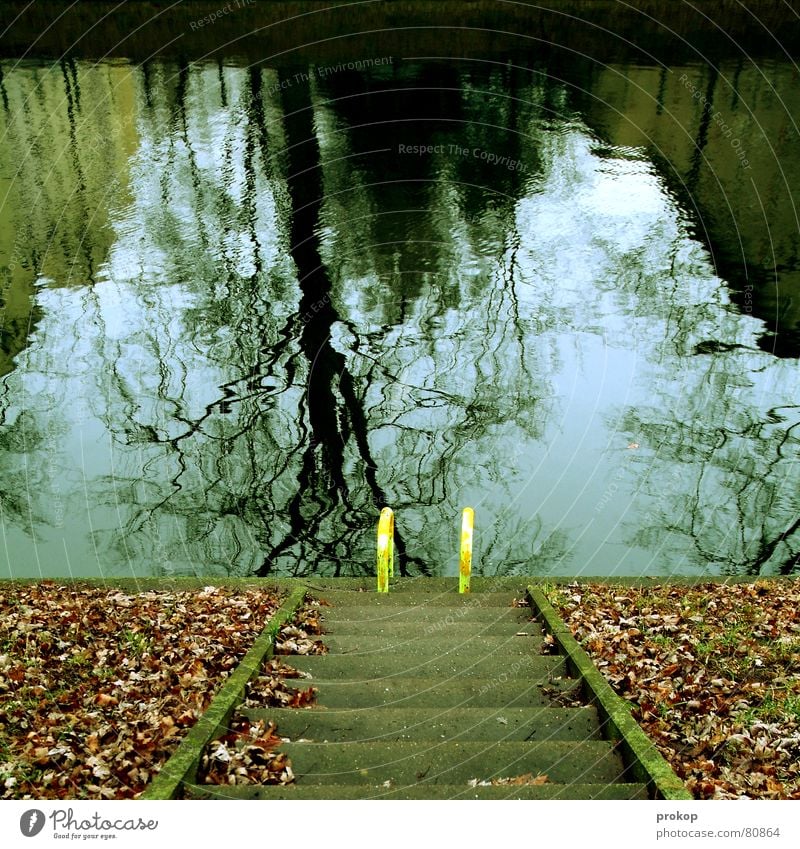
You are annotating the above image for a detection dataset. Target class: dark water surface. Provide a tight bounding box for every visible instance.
[1,26,799,578]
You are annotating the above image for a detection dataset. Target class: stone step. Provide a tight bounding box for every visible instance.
[239,705,603,742]
[319,605,534,627]
[315,591,522,608]
[273,740,627,785]
[321,618,543,638]
[305,578,529,595]
[321,634,544,657]
[285,652,565,680]
[265,675,580,709]
[186,782,648,800]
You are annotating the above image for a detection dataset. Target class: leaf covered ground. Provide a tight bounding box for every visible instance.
[0,582,283,799]
[545,580,800,799]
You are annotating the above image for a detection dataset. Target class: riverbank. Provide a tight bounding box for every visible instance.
[3,577,799,799]
[1,1,797,62]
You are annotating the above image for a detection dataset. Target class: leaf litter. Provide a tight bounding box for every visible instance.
[545,580,800,799]
[0,582,283,799]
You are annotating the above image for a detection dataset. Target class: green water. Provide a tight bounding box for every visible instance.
[1,14,799,578]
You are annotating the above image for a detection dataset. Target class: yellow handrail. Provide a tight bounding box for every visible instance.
[377,507,394,593]
[460,507,474,594]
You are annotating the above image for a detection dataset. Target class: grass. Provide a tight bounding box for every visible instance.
[120,628,152,657]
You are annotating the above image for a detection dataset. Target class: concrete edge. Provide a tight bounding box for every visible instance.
[526,586,692,801]
[0,577,310,591]
[141,584,308,800]
[1,575,791,590]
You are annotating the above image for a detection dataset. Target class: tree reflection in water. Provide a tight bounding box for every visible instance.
[0,59,798,578]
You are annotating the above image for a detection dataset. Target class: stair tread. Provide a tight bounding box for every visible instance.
[185,782,649,800]
[284,653,565,679]
[238,705,603,741]
[317,591,522,608]
[321,634,545,655]
[263,674,581,708]
[249,739,629,784]
[319,606,532,624]
[322,620,543,636]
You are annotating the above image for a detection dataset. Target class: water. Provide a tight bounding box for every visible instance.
[1,50,799,579]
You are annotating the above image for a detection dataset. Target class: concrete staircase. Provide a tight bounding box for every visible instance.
[186,589,649,799]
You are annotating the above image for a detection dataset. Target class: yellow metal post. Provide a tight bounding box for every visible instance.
[377,507,394,593]
[460,507,474,594]
[388,513,394,579]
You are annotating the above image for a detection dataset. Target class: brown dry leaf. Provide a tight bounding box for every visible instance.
[492,773,549,786]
